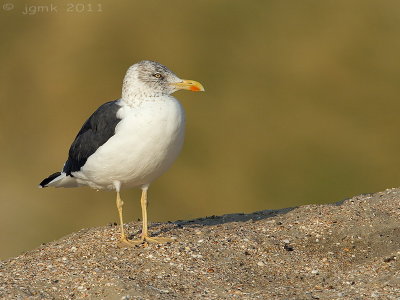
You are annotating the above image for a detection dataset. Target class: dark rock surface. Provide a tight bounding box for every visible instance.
[1,189,399,299]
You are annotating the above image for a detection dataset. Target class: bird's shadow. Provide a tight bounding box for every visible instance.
[149,206,298,237]
[124,197,356,238]
[131,198,350,238]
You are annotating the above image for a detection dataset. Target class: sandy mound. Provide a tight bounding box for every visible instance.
[1,189,399,299]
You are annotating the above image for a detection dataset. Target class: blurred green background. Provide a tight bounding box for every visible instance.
[1,0,400,259]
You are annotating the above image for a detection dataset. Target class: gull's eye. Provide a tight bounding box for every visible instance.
[153,73,163,79]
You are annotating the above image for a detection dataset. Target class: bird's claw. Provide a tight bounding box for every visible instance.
[118,236,142,247]
[118,235,174,247]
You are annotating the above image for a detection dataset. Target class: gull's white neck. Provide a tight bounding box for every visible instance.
[121,74,169,106]
[121,89,168,106]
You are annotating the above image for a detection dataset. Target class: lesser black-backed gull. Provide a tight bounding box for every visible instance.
[39,60,204,246]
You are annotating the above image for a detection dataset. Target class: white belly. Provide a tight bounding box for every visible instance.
[76,96,185,190]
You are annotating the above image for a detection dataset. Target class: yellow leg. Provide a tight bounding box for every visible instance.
[116,191,126,239]
[116,191,141,246]
[130,186,174,244]
[141,186,149,238]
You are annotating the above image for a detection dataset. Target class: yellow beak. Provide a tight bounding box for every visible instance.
[172,79,205,92]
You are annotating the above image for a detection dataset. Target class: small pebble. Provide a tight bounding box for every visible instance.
[77,286,85,292]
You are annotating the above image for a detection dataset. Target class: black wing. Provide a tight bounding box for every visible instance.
[63,100,122,175]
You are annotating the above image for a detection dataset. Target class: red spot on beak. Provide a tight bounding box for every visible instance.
[190,85,201,92]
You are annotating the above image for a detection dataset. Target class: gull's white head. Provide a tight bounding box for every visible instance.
[122,60,204,101]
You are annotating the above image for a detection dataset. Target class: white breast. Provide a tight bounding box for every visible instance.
[77,96,185,190]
